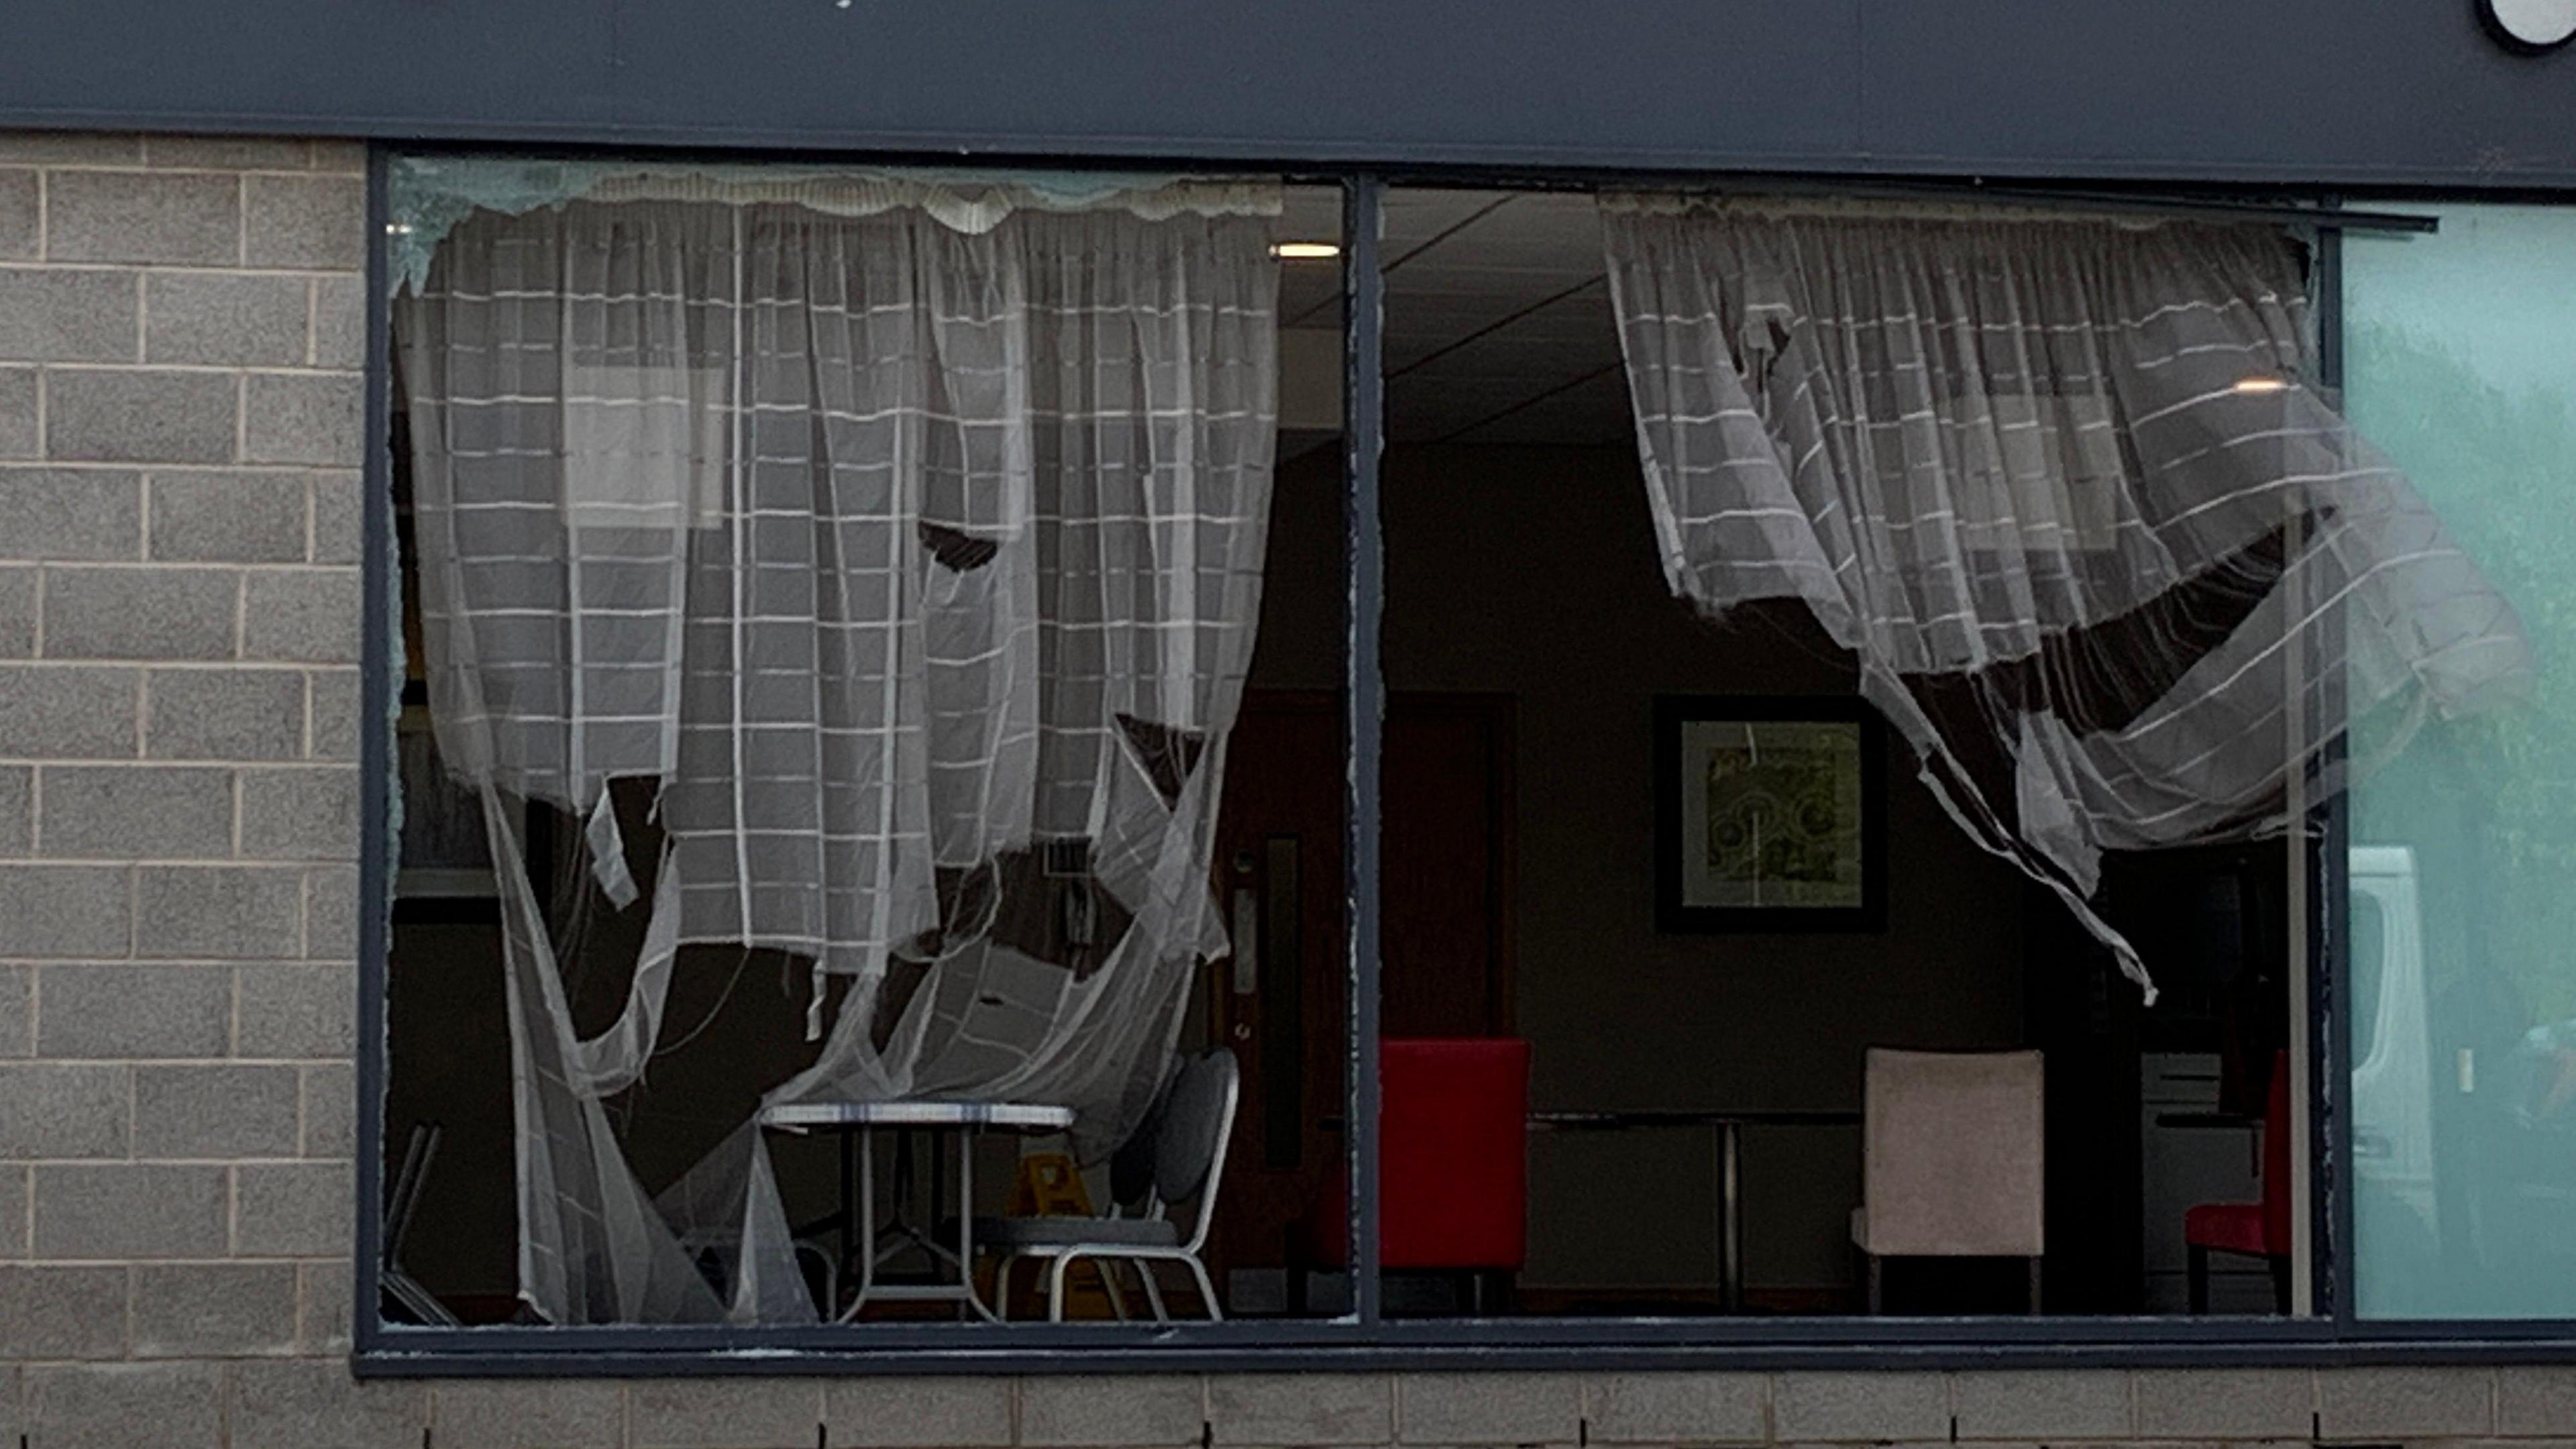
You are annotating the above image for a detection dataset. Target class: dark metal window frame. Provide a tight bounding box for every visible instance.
[353,146,2576,1376]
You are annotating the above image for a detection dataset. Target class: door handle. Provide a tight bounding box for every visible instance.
[1230,885,1260,996]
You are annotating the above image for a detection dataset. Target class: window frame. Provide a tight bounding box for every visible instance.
[353,147,2569,1375]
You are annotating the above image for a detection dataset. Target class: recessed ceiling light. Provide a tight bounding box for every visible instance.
[1273,241,1341,260]
[2232,374,2292,394]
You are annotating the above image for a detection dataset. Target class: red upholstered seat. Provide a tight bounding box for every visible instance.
[1311,1038,1531,1273]
[1380,1038,1530,1271]
[2183,1200,2273,1257]
[2184,1049,2294,1260]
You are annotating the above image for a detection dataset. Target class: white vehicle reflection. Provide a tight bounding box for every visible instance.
[2351,845,2437,1250]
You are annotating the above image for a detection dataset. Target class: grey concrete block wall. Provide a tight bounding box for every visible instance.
[0,124,2565,1449]
[0,129,374,1444]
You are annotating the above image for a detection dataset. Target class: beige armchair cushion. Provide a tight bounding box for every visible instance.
[1854,1047,2045,1258]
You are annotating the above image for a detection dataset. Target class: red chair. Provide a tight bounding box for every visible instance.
[2184,1049,2292,1313]
[1310,1038,1530,1311]
[1381,1038,1531,1281]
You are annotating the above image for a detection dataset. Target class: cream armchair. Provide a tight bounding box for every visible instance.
[1851,1047,2046,1312]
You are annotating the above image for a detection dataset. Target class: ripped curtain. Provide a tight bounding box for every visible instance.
[396,176,1279,1323]
[1602,197,2530,992]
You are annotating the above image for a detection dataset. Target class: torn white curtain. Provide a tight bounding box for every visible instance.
[397,185,1281,1322]
[1601,197,2530,989]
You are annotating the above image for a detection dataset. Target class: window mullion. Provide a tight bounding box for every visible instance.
[1342,174,1387,1332]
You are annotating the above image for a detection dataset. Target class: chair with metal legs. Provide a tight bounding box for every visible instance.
[986,1048,1238,1322]
[989,1086,1168,1320]
[1849,1048,2046,1313]
[2184,1049,2293,1313]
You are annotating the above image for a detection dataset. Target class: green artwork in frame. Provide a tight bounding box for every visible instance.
[1654,696,1886,932]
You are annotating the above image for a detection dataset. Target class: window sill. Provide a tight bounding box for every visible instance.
[350,1313,2576,1376]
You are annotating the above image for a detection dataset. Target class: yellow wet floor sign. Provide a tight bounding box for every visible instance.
[1010,1152,1094,1217]
[992,1152,1118,1317]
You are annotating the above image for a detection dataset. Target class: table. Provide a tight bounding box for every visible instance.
[1529,1107,1862,1313]
[759,1099,1076,1322]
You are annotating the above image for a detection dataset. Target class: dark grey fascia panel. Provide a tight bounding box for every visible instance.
[596,0,1871,169]
[1,0,1866,167]
[1856,1,2576,187]
[12,0,2576,189]
[12,5,2569,190]
[2,0,617,136]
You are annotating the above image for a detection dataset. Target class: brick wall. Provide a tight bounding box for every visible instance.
[0,126,2563,1449]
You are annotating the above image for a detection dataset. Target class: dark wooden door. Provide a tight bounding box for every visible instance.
[1205,691,1349,1295]
[1383,694,1515,1038]
[1203,690,1516,1298]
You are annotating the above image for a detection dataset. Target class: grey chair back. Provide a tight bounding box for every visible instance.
[1108,1060,1179,1210]
[1152,1049,1239,1246]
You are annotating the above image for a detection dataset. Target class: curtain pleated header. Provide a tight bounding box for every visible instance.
[388,154,1285,294]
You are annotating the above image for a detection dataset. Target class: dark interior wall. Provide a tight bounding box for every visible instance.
[386,918,846,1304]
[1252,441,2032,1292]
[384,923,515,1299]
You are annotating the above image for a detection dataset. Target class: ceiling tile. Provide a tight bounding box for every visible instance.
[1382,189,1511,253]
[1279,268,1342,326]
[1340,189,1635,445]
[1279,185,1344,245]
[1449,370,1636,447]
[1417,194,1603,272]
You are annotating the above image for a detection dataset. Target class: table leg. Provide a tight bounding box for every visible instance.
[910,1130,965,1276]
[1718,1120,1743,1313]
[839,1128,857,1309]
[847,1128,877,1321]
[894,1128,916,1257]
[958,1128,996,1322]
[873,1128,928,1275]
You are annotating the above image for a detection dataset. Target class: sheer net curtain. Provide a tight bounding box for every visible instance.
[394,177,1281,1324]
[1601,197,2532,990]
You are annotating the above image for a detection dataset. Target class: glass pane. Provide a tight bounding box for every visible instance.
[2345,205,2576,1319]
[1373,186,2307,1320]
[380,166,1350,1330]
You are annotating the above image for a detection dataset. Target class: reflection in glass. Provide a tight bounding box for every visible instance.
[2347,205,2576,1318]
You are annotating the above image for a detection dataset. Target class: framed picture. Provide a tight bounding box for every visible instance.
[1654,695,1886,933]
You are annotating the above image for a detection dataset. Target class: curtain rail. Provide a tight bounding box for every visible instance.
[1666,185,2434,234]
[1895,189,2432,233]
[1379,171,2438,234]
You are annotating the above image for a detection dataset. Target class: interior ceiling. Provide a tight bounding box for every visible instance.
[1280,186,1631,447]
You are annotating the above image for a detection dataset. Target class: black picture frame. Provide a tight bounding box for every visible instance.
[1654,694,1888,934]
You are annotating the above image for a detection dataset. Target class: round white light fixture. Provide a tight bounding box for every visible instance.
[2483,0,2576,51]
